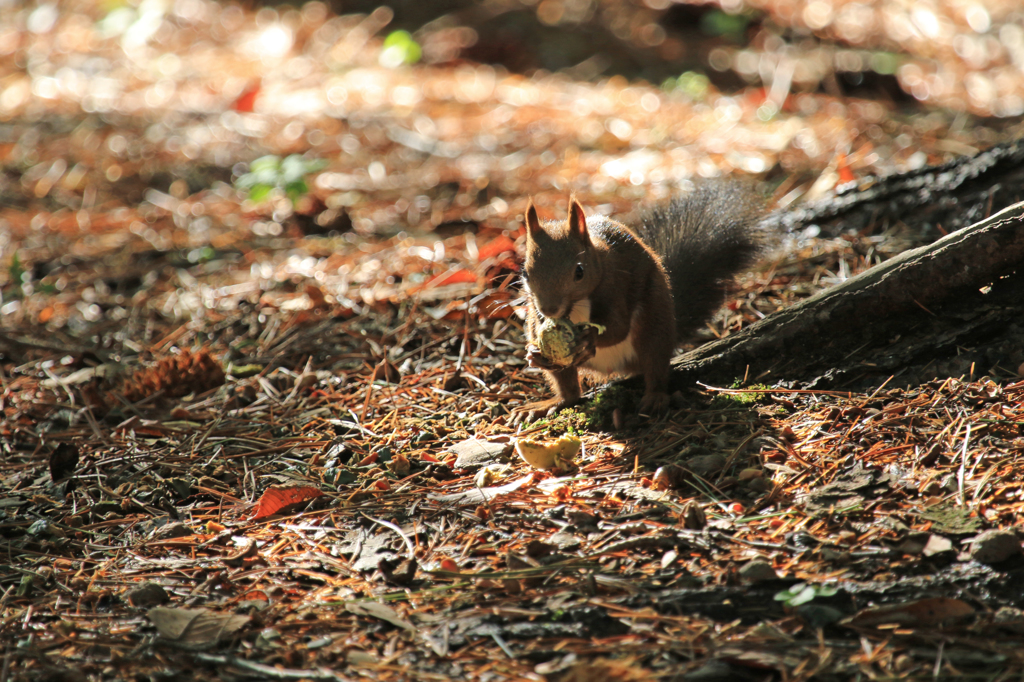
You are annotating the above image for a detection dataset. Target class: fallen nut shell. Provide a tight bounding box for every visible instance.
[474,463,509,487]
[536,318,579,366]
[514,435,581,470]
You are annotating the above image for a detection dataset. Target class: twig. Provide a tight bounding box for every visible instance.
[957,422,972,506]
[193,653,351,681]
[362,513,416,560]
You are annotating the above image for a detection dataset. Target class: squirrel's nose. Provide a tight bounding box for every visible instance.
[538,304,564,319]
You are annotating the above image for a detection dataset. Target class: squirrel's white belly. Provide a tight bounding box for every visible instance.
[569,299,638,376]
[586,334,637,375]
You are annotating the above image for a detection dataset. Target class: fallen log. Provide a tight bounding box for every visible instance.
[762,137,1024,238]
[671,200,1024,389]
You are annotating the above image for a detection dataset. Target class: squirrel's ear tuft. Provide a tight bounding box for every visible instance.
[567,198,589,244]
[525,200,542,239]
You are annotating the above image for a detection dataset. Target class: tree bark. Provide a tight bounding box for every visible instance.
[671,201,1024,389]
[762,137,1024,238]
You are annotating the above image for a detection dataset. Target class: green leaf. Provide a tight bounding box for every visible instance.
[774,583,803,602]
[234,172,257,189]
[9,252,24,283]
[700,10,751,42]
[381,30,421,67]
[787,585,818,607]
[248,184,272,204]
[675,71,711,101]
[249,155,283,174]
[775,582,837,607]
[870,52,901,75]
[280,154,309,184]
[280,155,326,183]
[236,154,324,205]
[284,179,308,204]
[236,167,279,189]
[8,252,25,297]
[236,156,283,190]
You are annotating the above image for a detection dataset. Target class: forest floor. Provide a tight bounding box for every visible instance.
[4,0,1024,680]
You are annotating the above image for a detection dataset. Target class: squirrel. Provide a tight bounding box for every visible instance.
[519,183,765,419]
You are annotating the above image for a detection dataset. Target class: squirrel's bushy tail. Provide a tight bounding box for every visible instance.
[633,182,765,342]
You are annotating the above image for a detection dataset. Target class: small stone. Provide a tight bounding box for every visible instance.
[918,444,942,466]
[687,454,726,477]
[566,509,599,528]
[652,464,684,490]
[386,453,411,476]
[442,373,467,392]
[922,534,954,557]
[894,531,929,555]
[449,438,512,469]
[682,660,745,682]
[379,557,417,585]
[745,477,770,493]
[738,559,778,583]
[152,522,192,539]
[820,546,851,563]
[736,468,763,482]
[968,530,1022,564]
[680,500,706,530]
[612,407,624,430]
[796,603,845,629]
[994,606,1024,633]
[546,532,582,552]
[371,359,401,384]
[126,582,169,607]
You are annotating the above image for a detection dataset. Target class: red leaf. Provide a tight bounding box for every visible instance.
[476,235,517,262]
[233,81,261,112]
[251,486,323,520]
[427,268,478,288]
[475,291,515,319]
[836,152,856,184]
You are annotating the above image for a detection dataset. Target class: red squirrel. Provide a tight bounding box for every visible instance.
[519,183,765,419]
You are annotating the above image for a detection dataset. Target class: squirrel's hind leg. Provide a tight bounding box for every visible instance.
[635,289,676,416]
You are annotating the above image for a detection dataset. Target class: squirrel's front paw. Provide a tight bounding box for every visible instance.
[638,391,670,416]
[526,345,558,370]
[513,398,580,423]
[568,327,597,367]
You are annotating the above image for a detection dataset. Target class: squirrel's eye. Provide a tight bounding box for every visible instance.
[574,264,585,281]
